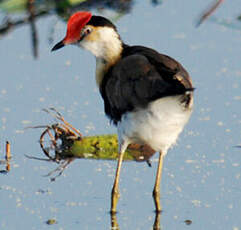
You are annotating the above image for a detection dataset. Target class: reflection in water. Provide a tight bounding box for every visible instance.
[0,160,10,174]
[27,0,38,58]
[196,0,241,30]
[0,141,11,174]
[0,0,240,59]
[0,0,161,58]
[196,0,224,27]
[1,0,240,59]
[0,0,48,58]
[110,212,120,230]
[110,212,161,230]
[153,212,161,230]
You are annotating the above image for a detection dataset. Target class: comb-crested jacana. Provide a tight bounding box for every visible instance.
[52,11,194,213]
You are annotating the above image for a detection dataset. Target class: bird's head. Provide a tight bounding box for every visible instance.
[51,11,92,51]
[52,11,123,61]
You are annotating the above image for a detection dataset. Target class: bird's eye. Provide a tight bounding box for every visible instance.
[84,27,92,35]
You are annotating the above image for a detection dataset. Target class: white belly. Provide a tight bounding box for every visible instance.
[117,95,193,155]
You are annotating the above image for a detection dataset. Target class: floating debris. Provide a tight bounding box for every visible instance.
[27,108,155,180]
[46,219,57,225]
[184,219,192,225]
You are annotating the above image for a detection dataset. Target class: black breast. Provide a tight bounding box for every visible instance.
[100,45,193,125]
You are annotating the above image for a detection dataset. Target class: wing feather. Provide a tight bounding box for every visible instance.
[100,46,193,124]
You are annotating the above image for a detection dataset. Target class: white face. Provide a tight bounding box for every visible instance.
[78,26,122,60]
[77,25,123,87]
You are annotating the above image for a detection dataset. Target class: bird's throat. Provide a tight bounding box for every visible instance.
[95,45,122,88]
[81,27,123,88]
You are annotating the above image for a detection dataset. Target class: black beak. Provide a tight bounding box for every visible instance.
[51,40,65,52]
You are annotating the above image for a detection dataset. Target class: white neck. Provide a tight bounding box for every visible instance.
[80,27,123,87]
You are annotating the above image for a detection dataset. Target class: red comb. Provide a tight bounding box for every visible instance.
[64,11,92,44]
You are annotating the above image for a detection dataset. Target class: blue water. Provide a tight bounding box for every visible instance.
[0,0,241,229]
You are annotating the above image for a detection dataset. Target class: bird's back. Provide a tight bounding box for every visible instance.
[100,45,194,125]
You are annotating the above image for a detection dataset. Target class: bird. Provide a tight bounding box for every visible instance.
[52,11,194,213]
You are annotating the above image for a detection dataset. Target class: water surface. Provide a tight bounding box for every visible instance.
[0,0,241,229]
